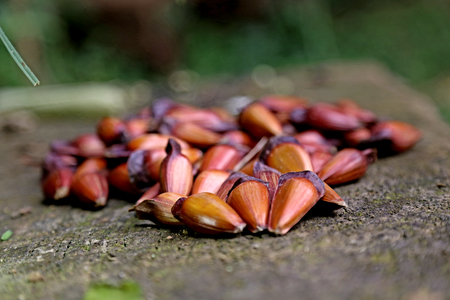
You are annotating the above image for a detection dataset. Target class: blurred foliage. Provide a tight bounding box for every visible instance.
[1,0,450,87]
[0,0,151,86]
[181,0,450,83]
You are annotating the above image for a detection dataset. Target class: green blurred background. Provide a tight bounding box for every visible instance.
[1,0,450,120]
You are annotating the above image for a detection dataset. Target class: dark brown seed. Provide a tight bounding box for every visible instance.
[97,117,127,145]
[336,99,377,124]
[370,121,422,153]
[305,103,362,131]
[41,168,73,200]
[71,172,109,207]
[317,148,377,185]
[127,150,157,191]
[107,163,140,195]
[343,128,372,147]
[74,157,107,178]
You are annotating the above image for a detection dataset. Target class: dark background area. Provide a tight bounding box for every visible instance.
[2,0,450,84]
[1,0,450,120]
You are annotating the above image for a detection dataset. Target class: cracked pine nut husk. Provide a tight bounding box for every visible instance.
[268,171,325,235]
[252,161,281,202]
[127,133,189,152]
[322,182,347,207]
[172,192,246,235]
[199,144,247,172]
[71,172,109,207]
[159,139,193,195]
[124,117,151,140]
[370,120,422,154]
[162,121,222,148]
[318,148,377,186]
[71,134,106,157]
[310,151,333,173]
[215,172,247,202]
[131,192,184,225]
[335,98,377,125]
[41,168,73,200]
[343,128,372,148]
[40,94,422,238]
[304,103,363,131]
[74,157,107,177]
[260,136,313,173]
[227,176,270,233]
[221,130,257,148]
[163,105,237,132]
[258,94,308,113]
[191,170,231,195]
[239,102,283,138]
[107,163,140,195]
[97,116,127,146]
[135,182,161,206]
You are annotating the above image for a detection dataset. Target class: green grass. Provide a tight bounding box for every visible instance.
[0,26,40,86]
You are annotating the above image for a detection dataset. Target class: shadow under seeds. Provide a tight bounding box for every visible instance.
[42,195,106,211]
[301,201,343,222]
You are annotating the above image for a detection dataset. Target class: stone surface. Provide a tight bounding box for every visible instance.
[0,62,449,300]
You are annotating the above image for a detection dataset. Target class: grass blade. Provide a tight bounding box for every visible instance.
[0,25,40,86]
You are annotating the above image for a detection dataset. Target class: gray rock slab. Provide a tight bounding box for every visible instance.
[0,62,449,300]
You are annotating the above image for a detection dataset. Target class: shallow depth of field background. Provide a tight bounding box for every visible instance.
[1,0,450,121]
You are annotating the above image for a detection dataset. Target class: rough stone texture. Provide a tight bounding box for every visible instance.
[1,62,450,300]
